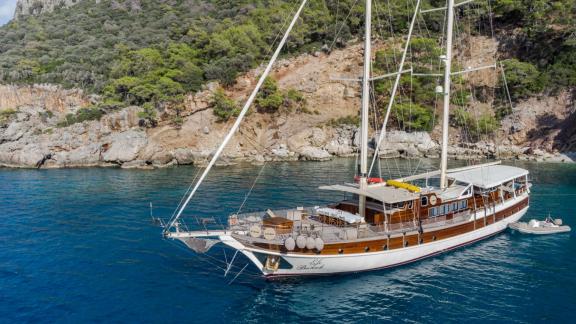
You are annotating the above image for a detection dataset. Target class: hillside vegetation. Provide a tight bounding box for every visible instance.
[0,0,574,129]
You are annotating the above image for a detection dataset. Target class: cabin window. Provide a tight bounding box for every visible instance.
[452,202,458,211]
[421,196,428,206]
[429,207,437,217]
[445,204,451,213]
[407,201,413,209]
[459,200,468,209]
[386,202,404,210]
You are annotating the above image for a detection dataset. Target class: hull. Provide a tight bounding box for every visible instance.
[224,203,529,277]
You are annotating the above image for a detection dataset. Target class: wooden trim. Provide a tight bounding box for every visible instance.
[246,197,529,255]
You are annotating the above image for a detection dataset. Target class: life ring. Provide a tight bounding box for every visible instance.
[249,225,261,238]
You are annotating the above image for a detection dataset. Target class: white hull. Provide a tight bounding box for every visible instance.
[222,203,529,277]
[509,222,571,235]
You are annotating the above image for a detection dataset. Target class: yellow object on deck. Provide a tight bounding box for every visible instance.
[386,180,421,193]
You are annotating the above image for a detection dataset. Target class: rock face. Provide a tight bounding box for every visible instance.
[102,130,148,163]
[298,146,331,161]
[14,0,82,19]
[0,103,145,168]
[376,131,438,158]
[0,84,89,113]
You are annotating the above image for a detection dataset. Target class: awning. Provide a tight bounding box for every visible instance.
[319,183,419,203]
[448,165,528,189]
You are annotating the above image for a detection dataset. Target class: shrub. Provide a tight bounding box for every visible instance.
[501,59,546,101]
[56,106,103,127]
[451,88,472,106]
[0,108,17,125]
[138,102,158,127]
[75,107,104,123]
[285,88,307,112]
[326,115,360,126]
[451,107,472,128]
[470,114,499,137]
[256,92,284,113]
[393,103,435,131]
[452,108,500,138]
[546,48,576,90]
[171,115,184,128]
[211,89,239,122]
[255,78,307,114]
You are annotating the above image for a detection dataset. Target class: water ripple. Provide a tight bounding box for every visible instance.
[0,159,574,323]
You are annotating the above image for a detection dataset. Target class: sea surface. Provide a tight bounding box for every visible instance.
[1,159,575,323]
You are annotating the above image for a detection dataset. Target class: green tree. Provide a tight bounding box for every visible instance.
[138,102,158,127]
[211,88,239,122]
[393,103,435,131]
[470,114,499,137]
[256,77,283,113]
[501,59,545,101]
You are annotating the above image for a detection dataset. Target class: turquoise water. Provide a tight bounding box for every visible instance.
[1,159,575,323]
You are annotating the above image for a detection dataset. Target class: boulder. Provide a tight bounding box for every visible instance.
[100,106,140,131]
[298,146,331,161]
[1,121,32,142]
[61,143,101,166]
[173,148,195,165]
[324,140,354,155]
[309,127,327,146]
[384,131,437,151]
[121,160,152,169]
[102,129,147,163]
[150,150,174,166]
[271,146,293,158]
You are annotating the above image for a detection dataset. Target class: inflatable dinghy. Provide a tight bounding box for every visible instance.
[509,217,571,235]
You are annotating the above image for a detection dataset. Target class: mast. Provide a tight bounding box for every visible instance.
[358,0,372,218]
[440,0,455,189]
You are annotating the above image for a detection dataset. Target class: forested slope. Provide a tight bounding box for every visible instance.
[1,0,574,105]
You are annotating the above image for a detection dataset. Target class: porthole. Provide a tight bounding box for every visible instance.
[404,241,409,247]
[364,246,370,252]
[383,244,388,251]
[421,196,428,206]
[432,235,437,241]
[338,248,344,254]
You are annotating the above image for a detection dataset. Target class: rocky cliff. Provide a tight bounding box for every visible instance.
[14,0,83,19]
[0,41,574,169]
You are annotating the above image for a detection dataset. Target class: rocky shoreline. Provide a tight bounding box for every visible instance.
[1,103,573,170]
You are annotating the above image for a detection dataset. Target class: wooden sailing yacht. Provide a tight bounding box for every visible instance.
[162,0,531,277]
